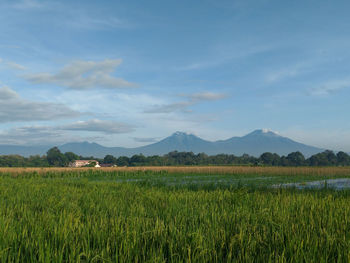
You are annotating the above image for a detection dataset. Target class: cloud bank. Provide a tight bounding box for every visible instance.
[61,119,135,134]
[0,86,79,122]
[0,118,135,145]
[25,59,136,90]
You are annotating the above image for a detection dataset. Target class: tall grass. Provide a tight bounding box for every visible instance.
[1,165,350,177]
[0,169,350,262]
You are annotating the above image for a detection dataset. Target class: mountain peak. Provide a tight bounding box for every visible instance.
[172,131,191,137]
[245,129,281,137]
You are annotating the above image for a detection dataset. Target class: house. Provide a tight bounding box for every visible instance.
[69,160,100,168]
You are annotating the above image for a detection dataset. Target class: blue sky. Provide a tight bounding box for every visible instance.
[0,0,350,151]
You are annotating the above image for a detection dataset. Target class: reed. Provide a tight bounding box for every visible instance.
[1,165,350,176]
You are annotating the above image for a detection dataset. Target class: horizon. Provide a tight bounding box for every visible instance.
[1,0,350,152]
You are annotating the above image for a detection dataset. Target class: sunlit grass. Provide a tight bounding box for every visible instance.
[0,167,350,262]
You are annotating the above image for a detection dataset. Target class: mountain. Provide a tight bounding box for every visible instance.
[135,131,214,155]
[0,145,50,157]
[0,129,324,158]
[58,132,213,157]
[215,129,322,157]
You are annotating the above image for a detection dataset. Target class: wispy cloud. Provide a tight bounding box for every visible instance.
[175,45,274,71]
[6,61,26,70]
[0,126,62,145]
[264,57,325,84]
[25,59,137,90]
[0,125,103,146]
[0,86,80,123]
[0,118,135,145]
[61,119,135,134]
[66,15,131,30]
[12,0,44,10]
[308,80,350,96]
[0,59,26,70]
[144,92,227,114]
[145,102,192,114]
[265,68,301,83]
[185,92,227,101]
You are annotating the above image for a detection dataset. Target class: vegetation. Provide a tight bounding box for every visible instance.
[1,167,350,262]
[1,147,350,167]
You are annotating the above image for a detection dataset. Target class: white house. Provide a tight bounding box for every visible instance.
[69,160,100,168]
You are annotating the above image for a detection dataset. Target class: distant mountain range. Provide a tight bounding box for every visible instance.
[0,129,324,158]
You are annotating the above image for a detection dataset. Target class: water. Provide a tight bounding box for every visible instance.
[274,178,350,190]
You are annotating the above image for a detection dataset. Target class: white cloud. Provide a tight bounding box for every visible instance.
[25,59,137,90]
[0,86,80,122]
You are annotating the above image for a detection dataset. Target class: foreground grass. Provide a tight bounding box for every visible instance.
[1,169,350,262]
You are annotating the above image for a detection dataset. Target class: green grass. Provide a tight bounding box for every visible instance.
[1,169,350,262]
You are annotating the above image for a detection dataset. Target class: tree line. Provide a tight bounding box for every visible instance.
[0,147,350,167]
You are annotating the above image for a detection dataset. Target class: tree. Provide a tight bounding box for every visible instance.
[85,161,97,167]
[286,152,305,166]
[307,151,331,166]
[46,147,68,167]
[337,151,350,166]
[325,150,337,165]
[130,154,147,166]
[64,152,79,162]
[103,155,117,164]
[260,152,280,166]
[116,156,130,166]
[280,156,289,166]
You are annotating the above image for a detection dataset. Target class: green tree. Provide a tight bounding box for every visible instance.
[116,156,130,166]
[337,151,350,166]
[260,152,280,166]
[130,154,147,166]
[307,151,331,166]
[64,152,79,162]
[47,147,68,167]
[325,150,337,165]
[103,155,117,164]
[286,152,305,166]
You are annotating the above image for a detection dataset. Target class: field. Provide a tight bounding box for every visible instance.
[1,166,350,262]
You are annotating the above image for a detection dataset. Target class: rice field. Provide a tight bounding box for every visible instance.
[1,166,350,262]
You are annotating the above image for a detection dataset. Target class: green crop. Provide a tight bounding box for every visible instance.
[1,168,350,262]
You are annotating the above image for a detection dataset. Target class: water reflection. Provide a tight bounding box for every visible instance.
[276,178,350,190]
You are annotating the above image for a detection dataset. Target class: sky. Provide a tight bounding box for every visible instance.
[0,0,350,152]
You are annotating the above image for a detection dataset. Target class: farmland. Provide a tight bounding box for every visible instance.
[1,167,350,262]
